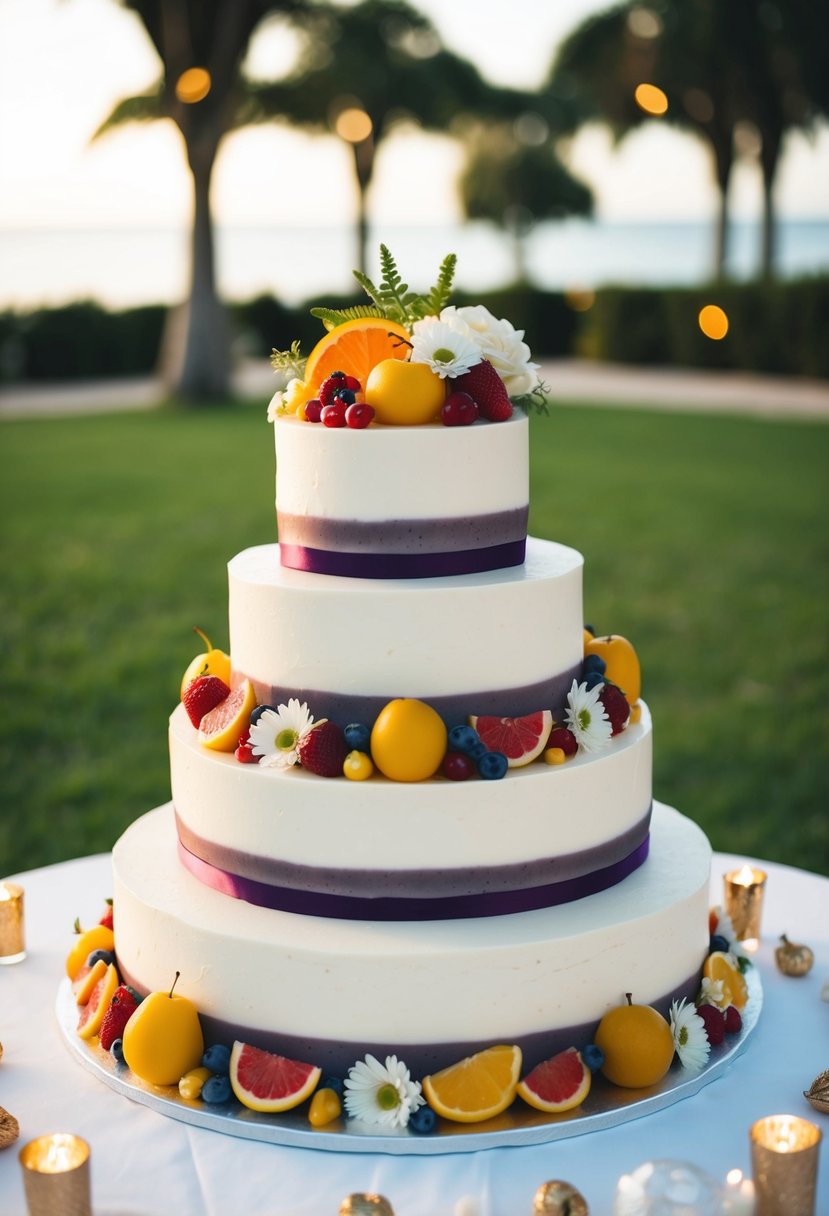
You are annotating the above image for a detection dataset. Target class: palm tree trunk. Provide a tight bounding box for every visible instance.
[350,135,375,277]
[710,135,734,281]
[759,128,782,281]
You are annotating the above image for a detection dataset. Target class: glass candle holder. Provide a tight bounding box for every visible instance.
[750,1115,821,1216]
[18,1133,92,1216]
[723,864,767,950]
[0,881,25,964]
[614,1160,722,1214]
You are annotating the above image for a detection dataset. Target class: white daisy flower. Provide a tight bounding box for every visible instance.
[266,390,286,422]
[670,998,710,1071]
[697,976,727,1009]
[343,1053,425,1129]
[711,907,751,962]
[564,679,613,753]
[248,699,315,768]
[409,317,482,379]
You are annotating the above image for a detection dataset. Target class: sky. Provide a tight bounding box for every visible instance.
[1,0,828,236]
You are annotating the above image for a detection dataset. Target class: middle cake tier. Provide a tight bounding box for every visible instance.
[229,536,584,729]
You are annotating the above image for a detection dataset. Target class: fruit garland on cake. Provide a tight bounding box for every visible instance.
[177,625,643,782]
[66,902,752,1131]
[267,244,547,430]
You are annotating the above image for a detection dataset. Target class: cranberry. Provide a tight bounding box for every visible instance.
[321,401,347,427]
[548,726,578,756]
[345,402,375,429]
[443,751,476,781]
[441,391,478,427]
[303,399,323,423]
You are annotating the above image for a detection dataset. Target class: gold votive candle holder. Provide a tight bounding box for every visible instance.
[535,1179,589,1213]
[0,881,25,964]
[723,864,767,950]
[339,1195,395,1216]
[750,1114,822,1216]
[19,1133,92,1216]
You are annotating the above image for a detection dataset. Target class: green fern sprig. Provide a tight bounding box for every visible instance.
[310,304,386,332]
[270,339,305,379]
[421,252,457,318]
[511,378,551,416]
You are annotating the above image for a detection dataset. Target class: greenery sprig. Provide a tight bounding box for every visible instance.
[270,338,305,379]
[512,378,551,416]
[310,244,457,332]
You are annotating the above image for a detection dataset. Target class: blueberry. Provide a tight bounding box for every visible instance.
[201,1043,231,1075]
[333,388,356,406]
[344,723,371,753]
[477,751,508,780]
[110,1038,125,1064]
[447,724,480,755]
[319,1074,345,1097]
[581,1044,605,1072]
[408,1105,437,1134]
[86,949,115,967]
[201,1074,232,1104]
[583,654,607,675]
[584,671,605,690]
[709,934,730,954]
[250,704,276,727]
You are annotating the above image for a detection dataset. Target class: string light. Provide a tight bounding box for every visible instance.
[175,67,211,104]
[698,304,729,340]
[634,83,668,115]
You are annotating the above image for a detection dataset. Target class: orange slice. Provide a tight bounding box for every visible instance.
[703,951,749,1009]
[422,1044,522,1124]
[303,317,411,393]
[229,1041,321,1113]
[77,963,119,1040]
[197,679,257,753]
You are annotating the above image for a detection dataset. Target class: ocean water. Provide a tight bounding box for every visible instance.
[1,219,828,311]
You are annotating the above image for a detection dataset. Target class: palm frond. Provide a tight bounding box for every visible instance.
[91,84,165,141]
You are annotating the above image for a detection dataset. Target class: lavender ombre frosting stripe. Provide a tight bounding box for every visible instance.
[176,831,651,922]
[278,506,528,555]
[245,664,583,731]
[279,539,526,579]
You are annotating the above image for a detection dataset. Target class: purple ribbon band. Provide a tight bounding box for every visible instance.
[279,539,527,580]
[178,834,651,922]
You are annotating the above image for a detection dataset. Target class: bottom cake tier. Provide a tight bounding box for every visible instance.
[112,801,711,1077]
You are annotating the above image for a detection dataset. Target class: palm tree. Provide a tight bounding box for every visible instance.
[458,123,593,283]
[95,0,311,401]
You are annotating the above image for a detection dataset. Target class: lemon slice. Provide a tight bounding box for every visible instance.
[422,1044,522,1123]
[197,679,257,752]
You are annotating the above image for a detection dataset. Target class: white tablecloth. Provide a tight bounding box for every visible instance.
[1,851,826,1215]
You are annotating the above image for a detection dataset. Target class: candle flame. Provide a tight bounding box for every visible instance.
[735,863,756,885]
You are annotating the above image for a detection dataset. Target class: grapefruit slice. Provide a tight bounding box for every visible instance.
[422,1044,522,1124]
[197,679,257,753]
[516,1047,591,1113]
[467,710,553,767]
[303,317,411,393]
[229,1041,321,1113]
[77,962,119,1040]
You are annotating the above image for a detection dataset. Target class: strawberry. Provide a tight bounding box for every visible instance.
[297,720,347,778]
[182,674,231,727]
[451,360,512,422]
[598,682,630,735]
[696,1003,726,1045]
[99,986,139,1051]
[318,372,348,407]
[723,1005,743,1035]
[98,902,114,931]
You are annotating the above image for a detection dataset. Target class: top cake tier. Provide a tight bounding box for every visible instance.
[275,412,529,579]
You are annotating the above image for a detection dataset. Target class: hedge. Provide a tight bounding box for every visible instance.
[2,278,826,384]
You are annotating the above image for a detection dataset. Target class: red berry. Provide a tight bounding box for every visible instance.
[443,751,476,780]
[343,375,361,392]
[441,391,479,427]
[345,402,375,429]
[235,741,258,764]
[98,904,114,930]
[696,1003,726,1045]
[319,372,348,407]
[321,402,347,427]
[182,675,231,727]
[451,360,512,422]
[99,986,139,1051]
[598,682,630,736]
[298,720,347,778]
[548,726,578,756]
[303,399,323,423]
[724,1005,742,1035]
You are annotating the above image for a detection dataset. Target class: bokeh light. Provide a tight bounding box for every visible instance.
[634,83,669,116]
[335,107,373,144]
[565,287,595,312]
[698,304,729,340]
[175,67,211,104]
[627,7,663,38]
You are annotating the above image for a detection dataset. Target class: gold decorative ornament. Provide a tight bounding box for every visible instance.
[775,934,815,977]
[339,1195,395,1216]
[533,1180,589,1215]
[0,1107,19,1149]
[804,1069,829,1115]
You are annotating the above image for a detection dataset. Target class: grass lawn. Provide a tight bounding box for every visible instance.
[1,399,827,878]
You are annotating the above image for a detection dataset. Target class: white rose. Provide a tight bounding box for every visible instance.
[440,305,539,396]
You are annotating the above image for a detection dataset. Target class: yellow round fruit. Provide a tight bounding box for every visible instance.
[65,925,115,979]
[594,994,675,1089]
[370,698,447,782]
[180,627,231,698]
[584,634,641,706]
[343,750,374,781]
[122,983,205,1087]
[364,359,446,426]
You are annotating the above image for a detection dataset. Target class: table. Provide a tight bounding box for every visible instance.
[1,851,826,1215]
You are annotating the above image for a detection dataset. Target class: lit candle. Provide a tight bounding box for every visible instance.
[18,1133,92,1216]
[0,881,25,964]
[750,1115,822,1216]
[723,865,767,950]
[722,1168,756,1214]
